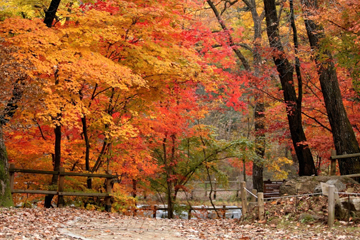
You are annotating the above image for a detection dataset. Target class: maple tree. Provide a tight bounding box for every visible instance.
[300,0,360,177]
[2,0,360,211]
[204,0,266,192]
[262,0,316,176]
[0,45,28,206]
[0,0,222,208]
[200,0,318,182]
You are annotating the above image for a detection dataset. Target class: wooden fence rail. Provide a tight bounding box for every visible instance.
[330,150,360,176]
[9,164,116,212]
[10,166,270,220]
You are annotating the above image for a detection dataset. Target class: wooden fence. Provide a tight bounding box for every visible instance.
[9,164,116,211]
[191,180,242,200]
[190,179,284,200]
[8,165,275,221]
[330,150,360,177]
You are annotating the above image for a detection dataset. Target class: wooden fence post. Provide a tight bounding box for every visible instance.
[222,205,226,219]
[251,189,257,203]
[240,181,247,215]
[328,185,335,227]
[330,149,337,176]
[153,206,157,218]
[57,167,65,207]
[9,164,15,191]
[258,192,264,221]
[105,170,112,212]
[204,182,207,197]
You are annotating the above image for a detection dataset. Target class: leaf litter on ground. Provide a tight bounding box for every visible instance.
[1,206,360,240]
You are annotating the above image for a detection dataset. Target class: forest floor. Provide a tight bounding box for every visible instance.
[1,195,360,240]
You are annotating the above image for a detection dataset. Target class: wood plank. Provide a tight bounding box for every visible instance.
[61,172,116,178]
[12,190,58,195]
[58,192,109,197]
[330,153,360,160]
[10,169,59,175]
[340,173,360,178]
[11,190,109,197]
[9,168,116,178]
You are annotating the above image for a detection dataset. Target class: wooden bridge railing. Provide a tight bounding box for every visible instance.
[9,164,116,211]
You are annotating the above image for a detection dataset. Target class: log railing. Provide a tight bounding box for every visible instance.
[330,150,360,177]
[9,164,116,211]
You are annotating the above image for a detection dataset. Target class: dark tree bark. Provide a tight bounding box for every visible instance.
[45,66,63,207]
[44,124,62,208]
[0,75,25,206]
[253,101,265,192]
[0,127,13,207]
[245,0,265,192]
[43,0,64,207]
[263,0,316,176]
[302,0,360,176]
[44,0,61,27]
[81,117,92,189]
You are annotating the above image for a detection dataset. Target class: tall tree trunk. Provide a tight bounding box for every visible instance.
[0,126,12,206]
[247,0,265,191]
[302,0,360,176]
[0,78,25,206]
[44,124,62,208]
[263,0,316,176]
[81,116,92,189]
[253,101,265,192]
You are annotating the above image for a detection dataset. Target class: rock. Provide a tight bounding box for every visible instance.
[314,179,346,193]
[280,176,358,196]
[335,197,360,219]
[339,197,360,211]
[352,198,360,211]
[327,179,346,191]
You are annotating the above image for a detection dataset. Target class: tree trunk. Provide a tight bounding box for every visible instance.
[302,0,360,176]
[253,101,265,192]
[0,75,25,206]
[0,126,13,207]
[81,116,92,189]
[166,180,174,219]
[45,124,62,208]
[263,0,316,176]
[44,0,61,27]
[249,0,265,191]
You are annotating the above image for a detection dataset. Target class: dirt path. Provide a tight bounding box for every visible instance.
[1,208,360,239]
[58,216,186,240]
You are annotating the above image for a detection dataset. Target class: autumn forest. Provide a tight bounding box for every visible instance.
[1,0,360,213]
